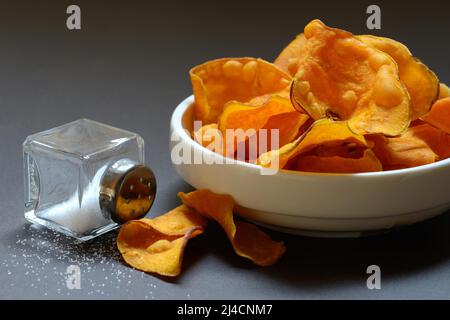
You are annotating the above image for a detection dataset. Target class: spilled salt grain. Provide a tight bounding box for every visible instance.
[2,225,158,299]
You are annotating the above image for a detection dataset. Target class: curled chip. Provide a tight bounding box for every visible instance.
[258,119,369,169]
[232,111,310,162]
[218,95,296,133]
[274,33,307,76]
[290,20,410,136]
[117,205,207,277]
[358,35,439,120]
[246,86,291,106]
[262,111,310,148]
[216,95,309,159]
[147,204,208,235]
[408,123,450,160]
[439,83,450,99]
[295,149,382,173]
[421,98,450,134]
[367,132,437,170]
[218,95,308,156]
[178,190,286,266]
[190,58,292,123]
[194,123,223,153]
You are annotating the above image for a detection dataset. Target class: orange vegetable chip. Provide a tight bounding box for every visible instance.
[117,205,207,277]
[439,83,450,99]
[193,123,223,153]
[290,20,410,136]
[367,131,438,170]
[258,119,369,169]
[262,111,310,148]
[295,149,382,173]
[246,86,291,106]
[421,97,450,134]
[358,35,439,120]
[231,111,310,163]
[178,190,286,266]
[147,204,208,236]
[218,95,295,132]
[274,33,307,76]
[408,123,450,160]
[190,58,292,123]
[217,95,308,159]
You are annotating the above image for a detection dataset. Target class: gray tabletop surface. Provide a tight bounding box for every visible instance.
[1,0,450,299]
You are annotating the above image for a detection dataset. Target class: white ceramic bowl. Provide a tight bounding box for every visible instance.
[170,95,450,237]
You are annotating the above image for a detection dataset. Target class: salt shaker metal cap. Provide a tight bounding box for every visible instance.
[100,159,156,223]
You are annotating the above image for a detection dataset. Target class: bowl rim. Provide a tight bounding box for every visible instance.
[171,95,450,179]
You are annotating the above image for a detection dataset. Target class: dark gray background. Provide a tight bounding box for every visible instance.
[1,0,450,299]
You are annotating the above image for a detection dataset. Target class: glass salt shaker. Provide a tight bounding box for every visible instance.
[23,118,157,241]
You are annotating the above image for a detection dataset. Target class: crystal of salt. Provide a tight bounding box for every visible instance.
[39,165,110,234]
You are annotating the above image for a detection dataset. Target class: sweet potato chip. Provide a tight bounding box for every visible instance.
[439,83,450,99]
[193,123,223,152]
[148,204,208,236]
[421,98,450,134]
[262,111,310,147]
[274,33,307,76]
[218,95,295,132]
[258,119,368,169]
[294,149,382,173]
[178,190,286,266]
[117,205,206,277]
[290,20,410,136]
[358,35,439,120]
[367,132,438,170]
[190,58,292,123]
[408,123,450,160]
[118,224,200,277]
[231,111,310,163]
[217,95,308,158]
[247,87,291,106]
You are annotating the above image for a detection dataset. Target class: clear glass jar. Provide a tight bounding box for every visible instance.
[23,119,156,241]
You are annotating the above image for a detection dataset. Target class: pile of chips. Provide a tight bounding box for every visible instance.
[191,19,450,173]
[117,190,286,277]
[117,19,450,277]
